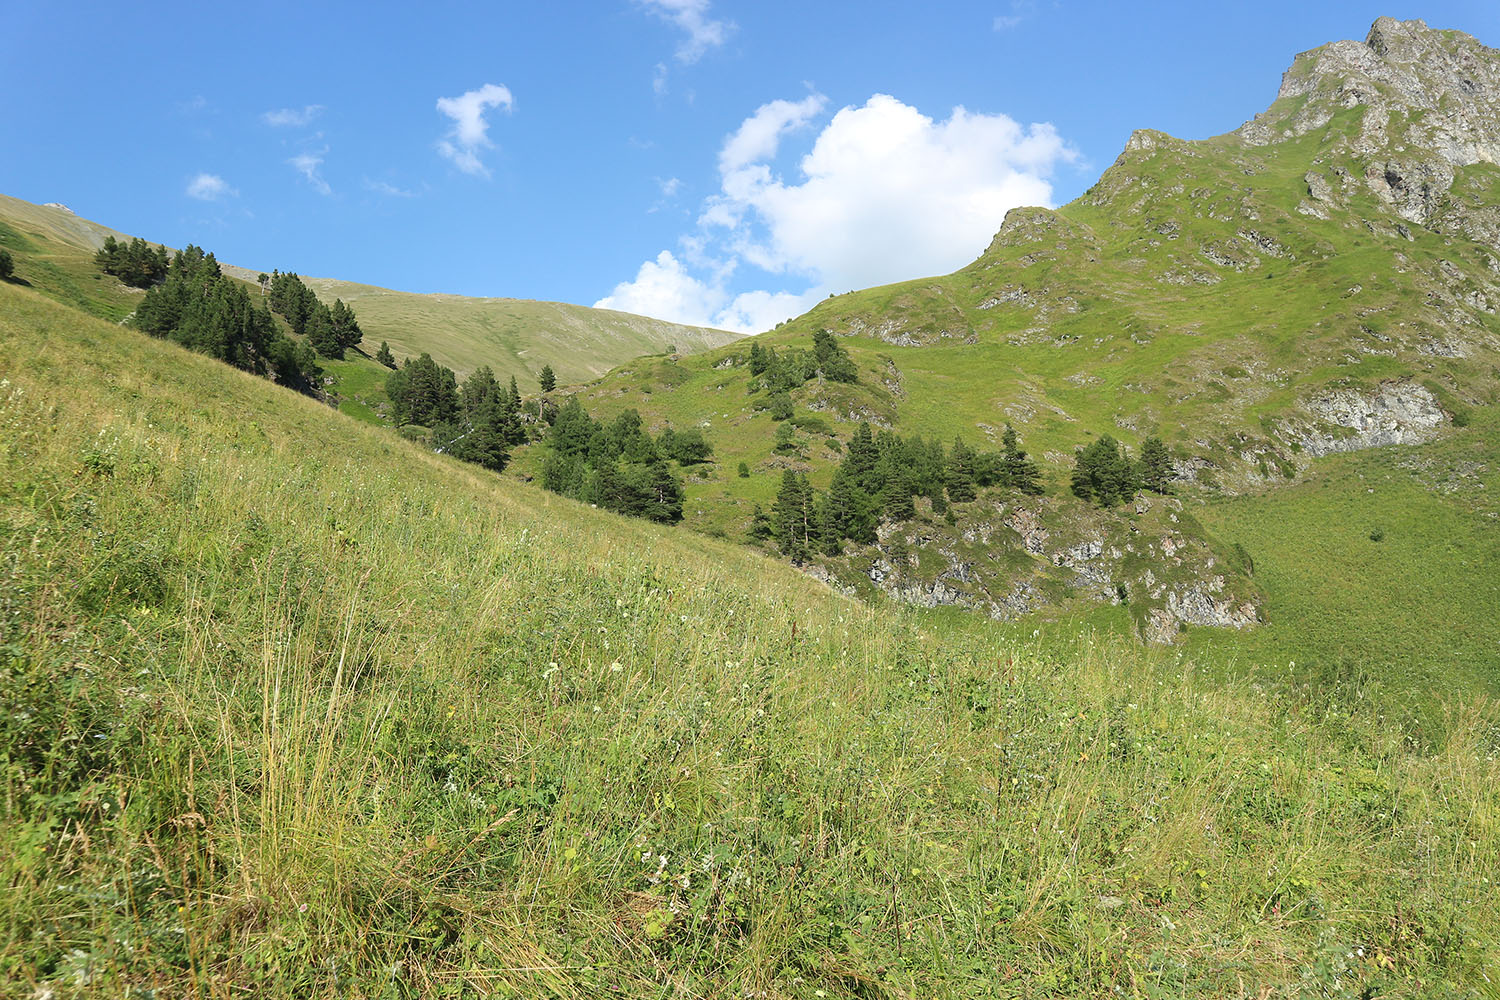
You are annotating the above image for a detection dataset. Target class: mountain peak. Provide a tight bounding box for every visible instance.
[1238,17,1500,162]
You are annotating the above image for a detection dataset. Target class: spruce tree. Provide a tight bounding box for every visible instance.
[539,364,557,393]
[748,341,768,375]
[375,341,396,368]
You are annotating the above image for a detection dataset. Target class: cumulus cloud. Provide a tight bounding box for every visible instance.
[263,104,324,127]
[185,173,234,201]
[599,93,1077,331]
[289,150,331,195]
[435,83,514,176]
[718,94,827,174]
[639,0,733,63]
[712,94,1074,291]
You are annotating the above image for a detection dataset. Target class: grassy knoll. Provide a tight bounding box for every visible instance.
[2,273,1497,997]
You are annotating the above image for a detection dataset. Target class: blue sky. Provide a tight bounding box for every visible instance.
[2,1,1496,331]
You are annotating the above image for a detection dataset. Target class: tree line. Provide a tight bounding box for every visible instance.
[539,399,710,524]
[132,245,321,387]
[765,422,1043,562]
[266,271,363,359]
[95,236,169,288]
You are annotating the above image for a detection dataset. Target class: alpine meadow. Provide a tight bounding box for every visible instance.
[2,9,1499,999]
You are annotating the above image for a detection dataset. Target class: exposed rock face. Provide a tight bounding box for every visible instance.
[1296,380,1446,456]
[1239,18,1500,239]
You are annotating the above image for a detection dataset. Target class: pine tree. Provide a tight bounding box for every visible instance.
[1139,436,1174,494]
[375,341,396,368]
[1002,423,1044,495]
[748,341,768,375]
[0,249,12,281]
[946,437,977,503]
[329,298,362,350]
[880,461,917,521]
[1071,435,1136,506]
[539,364,557,393]
[773,471,812,563]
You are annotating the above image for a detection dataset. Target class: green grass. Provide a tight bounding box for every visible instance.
[3,249,1499,998]
[1188,403,1500,734]
[299,275,743,391]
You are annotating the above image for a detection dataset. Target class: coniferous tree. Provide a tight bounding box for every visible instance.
[768,392,794,421]
[748,341,768,375]
[375,341,396,368]
[1002,423,1044,495]
[1071,434,1137,506]
[814,495,842,556]
[305,303,343,358]
[946,437,978,503]
[0,249,12,280]
[749,504,775,541]
[329,298,362,350]
[539,364,557,393]
[1138,436,1174,494]
[772,471,813,563]
[811,329,858,383]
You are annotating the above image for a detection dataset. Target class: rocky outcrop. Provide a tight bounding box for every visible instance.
[1238,18,1500,237]
[1294,380,1445,456]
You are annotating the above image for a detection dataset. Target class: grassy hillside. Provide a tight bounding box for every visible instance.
[531,23,1500,713]
[3,254,1499,997]
[0,193,741,403]
[293,274,742,391]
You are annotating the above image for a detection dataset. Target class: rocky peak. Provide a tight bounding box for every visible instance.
[1239,18,1500,163]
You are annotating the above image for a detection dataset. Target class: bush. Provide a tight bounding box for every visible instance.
[0,249,13,280]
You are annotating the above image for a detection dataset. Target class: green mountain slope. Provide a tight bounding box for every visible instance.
[0,193,742,393]
[3,261,1497,997]
[292,274,742,390]
[542,18,1500,696]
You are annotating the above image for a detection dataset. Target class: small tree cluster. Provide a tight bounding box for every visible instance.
[539,400,696,524]
[385,353,459,426]
[432,367,526,472]
[94,236,169,288]
[267,271,362,359]
[133,245,319,387]
[765,421,1043,559]
[1069,434,1173,506]
[747,329,858,395]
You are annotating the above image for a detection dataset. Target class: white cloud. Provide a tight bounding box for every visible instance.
[653,62,670,96]
[263,104,324,127]
[185,173,234,200]
[289,150,331,195]
[639,0,733,63]
[595,251,723,326]
[599,93,1077,332]
[364,178,416,198]
[718,94,826,174]
[435,83,514,177]
[712,94,1075,291]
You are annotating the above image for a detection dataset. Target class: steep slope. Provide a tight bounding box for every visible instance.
[0,193,741,392]
[549,18,1500,665]
[3,273,1497,997]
